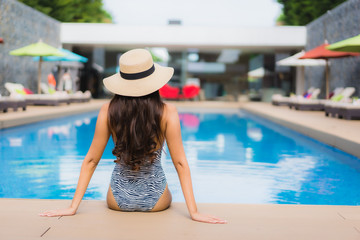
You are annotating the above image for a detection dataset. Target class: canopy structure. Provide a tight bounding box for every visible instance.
[10,41,65,57]
[300,43,359,98]
[10,40,65,94]
[248,67,272,78]
[327,34,360,52]
[276,51,326,67]
[277,51,326,95]
[300,43,359,59]
[0,38,3,44]
[33,48,88,62]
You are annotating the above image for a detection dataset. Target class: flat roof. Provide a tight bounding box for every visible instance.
[61,23,306,51]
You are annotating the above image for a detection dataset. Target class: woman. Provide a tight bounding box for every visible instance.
[39,49,226,224]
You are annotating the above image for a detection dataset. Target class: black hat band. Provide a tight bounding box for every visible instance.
[120,64,155,80]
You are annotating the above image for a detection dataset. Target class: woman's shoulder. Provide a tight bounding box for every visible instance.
[162,102,181,130]
[102,101,110,109]
[163,102,179,119]
[98,101,110,117]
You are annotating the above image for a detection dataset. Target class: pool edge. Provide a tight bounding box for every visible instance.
[0,99,107,129]
[1,198,359,239]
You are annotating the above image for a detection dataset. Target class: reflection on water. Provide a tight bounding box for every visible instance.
[8,138,23,147]
[179,113,200,130]
[1,111,360,205]
[246,122,263,142]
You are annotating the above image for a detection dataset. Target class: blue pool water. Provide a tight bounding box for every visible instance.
[1,110,360,205]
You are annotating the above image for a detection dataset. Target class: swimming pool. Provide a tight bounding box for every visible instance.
[1,109,360,205]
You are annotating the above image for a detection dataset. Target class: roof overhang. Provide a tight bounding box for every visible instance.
[61,23,306,52]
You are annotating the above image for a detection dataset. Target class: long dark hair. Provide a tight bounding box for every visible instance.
[108,90,165,170]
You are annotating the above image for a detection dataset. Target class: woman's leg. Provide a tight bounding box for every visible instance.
[106,185,121,211]
[150,184,172,212]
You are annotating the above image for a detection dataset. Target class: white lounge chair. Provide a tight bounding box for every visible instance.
[289,88,322,110]
[69,90,92,103]
[291,87,345,111]
[0,95,27,113]
[324,87,356,117]
[5,82,71,106]
[272,87,316,107]
[41,83,91,103]
[337,100,360,120]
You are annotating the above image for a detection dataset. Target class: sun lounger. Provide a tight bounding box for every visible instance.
[325,100,353,118]
[0,98,11,112]
[293,99,326,111]
[324,102,343,117]
[0,96,27,113]
[23,94,70,106]
[41,82,92,103]
[337,101,360,120]
[324,87,356,117]
[271,94,293,106]
[328,87,344,99]
[5,82,71,106]
[292,87,348,111]
[69,91,92,103]
[272,87,316,107]
[289,88,322,110]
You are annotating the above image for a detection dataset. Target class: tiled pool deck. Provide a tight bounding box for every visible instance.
[1,100,360,239]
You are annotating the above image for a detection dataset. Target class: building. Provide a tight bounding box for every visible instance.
[1,0,308,100]
[61,23,306,100]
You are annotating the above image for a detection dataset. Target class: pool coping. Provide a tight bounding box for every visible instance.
[1,199,359,239]
[0,99,106,129]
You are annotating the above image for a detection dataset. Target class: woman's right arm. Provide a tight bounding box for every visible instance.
[164,103,226,224]
[39,103,111,217]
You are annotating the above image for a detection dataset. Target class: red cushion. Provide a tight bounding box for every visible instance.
[23,88,34,94]
[183,85,200,99]
[48,74,56,87]
[159,84,180,99]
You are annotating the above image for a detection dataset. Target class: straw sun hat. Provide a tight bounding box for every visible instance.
[103,49,174,97]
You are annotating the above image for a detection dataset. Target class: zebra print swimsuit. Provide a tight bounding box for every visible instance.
[110,149,167,211]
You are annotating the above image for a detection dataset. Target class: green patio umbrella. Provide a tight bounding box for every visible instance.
[327,34,360,52]
[9,40,65,94]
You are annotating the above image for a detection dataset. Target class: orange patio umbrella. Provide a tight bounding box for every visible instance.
[0,38,3,44]
[300,43,359,98]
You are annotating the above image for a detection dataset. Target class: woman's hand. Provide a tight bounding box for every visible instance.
[39,207,76,217]
[191,212,227,224]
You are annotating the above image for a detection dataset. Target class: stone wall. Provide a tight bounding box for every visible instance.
[0,0,60,95]
[305,0,360,98]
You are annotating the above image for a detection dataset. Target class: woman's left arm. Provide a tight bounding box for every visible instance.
[39,103,111,217]
[164,104,226,224]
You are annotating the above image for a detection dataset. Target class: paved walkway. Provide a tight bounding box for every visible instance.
[0,99,106,129]
[1,100,360,239]
[1,199,360,240]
